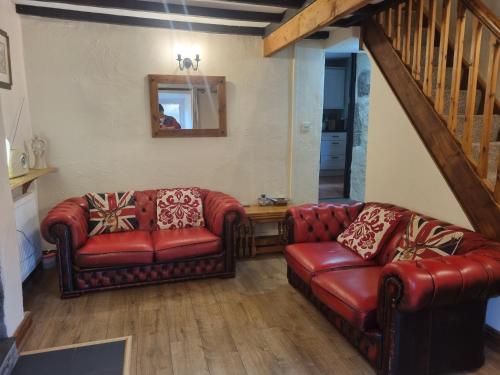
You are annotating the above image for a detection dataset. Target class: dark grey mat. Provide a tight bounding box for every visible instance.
[12,339,126,375]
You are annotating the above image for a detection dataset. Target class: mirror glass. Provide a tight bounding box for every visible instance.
[158,84,219,130]
[149,75,226,137]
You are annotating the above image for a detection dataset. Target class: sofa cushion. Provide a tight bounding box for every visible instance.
[153,227,221,262]
[85,191,138,236]
[285,241,376,284]
[392,214,464,262]
[338,204,402,260]
[311,267,381,331]
[156,188,205,230]
[75,231,154,267]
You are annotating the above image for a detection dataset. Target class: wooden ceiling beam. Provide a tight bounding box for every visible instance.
[30,0,285,23]
[330,2,393,27]
[263,0,372,56]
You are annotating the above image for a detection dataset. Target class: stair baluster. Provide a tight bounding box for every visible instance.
[449,2,467,134]
[423,0,438,96]
[478,36,500,180]
[463,17,483,157]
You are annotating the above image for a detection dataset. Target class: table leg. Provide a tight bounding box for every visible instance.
[249,221,257,257]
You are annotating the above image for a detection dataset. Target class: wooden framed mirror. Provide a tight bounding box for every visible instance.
[149,75,227,137]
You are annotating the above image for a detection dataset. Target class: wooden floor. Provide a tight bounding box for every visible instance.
[319,175,344,199]
[23,256,500,375]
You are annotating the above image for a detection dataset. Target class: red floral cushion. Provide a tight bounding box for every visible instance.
[156,188,205,230]
[392,214,463,262]
[337,204,402,260]
[85,191,138,236]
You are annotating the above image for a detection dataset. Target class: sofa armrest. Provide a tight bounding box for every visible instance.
[378,250,500,317]
[286,202,364,244]
[203,191,245,237]
[41,199,89,249]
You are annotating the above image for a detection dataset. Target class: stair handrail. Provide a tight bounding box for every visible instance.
[461,0,500,40]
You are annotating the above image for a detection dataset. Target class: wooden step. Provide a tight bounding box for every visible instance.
[455,115,500,143]
[442,89,483,115]
[420,66,454,89]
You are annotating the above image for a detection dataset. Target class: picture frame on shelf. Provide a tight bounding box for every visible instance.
[0,29,13,90]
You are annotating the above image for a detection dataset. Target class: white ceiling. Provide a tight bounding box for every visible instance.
[14,0,275,28]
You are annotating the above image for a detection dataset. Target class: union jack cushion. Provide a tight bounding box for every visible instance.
[392,214,464,262]
[85,191,138,236]
[156,188,205,230]
[338,204,402,260]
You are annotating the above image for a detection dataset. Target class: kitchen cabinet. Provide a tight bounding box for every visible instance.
[320,132,346,171]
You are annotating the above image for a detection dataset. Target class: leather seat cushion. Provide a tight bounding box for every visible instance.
[153,227,221,262]
[311,267,382,331]
[285,241,376,284]
[76,231,154,267]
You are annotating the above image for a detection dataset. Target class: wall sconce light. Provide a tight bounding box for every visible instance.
[177,54,200,71]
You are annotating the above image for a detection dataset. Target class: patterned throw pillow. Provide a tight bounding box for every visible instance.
[392,214,463,262]
[156,188,205,230]
[85,191,138,236]
[337,205,402,260]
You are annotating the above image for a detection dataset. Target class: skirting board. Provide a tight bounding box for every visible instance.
[485,324,500,349]
[13,312,32,351]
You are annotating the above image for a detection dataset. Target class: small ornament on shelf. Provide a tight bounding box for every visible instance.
[31,135,48,169]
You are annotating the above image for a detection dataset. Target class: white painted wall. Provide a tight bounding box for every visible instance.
[289,40,325,204]
[0,0,29,336]
[365,51,500,330]
[365,51,473,229]
[20,17,294,215]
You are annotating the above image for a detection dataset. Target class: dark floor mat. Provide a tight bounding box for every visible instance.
[13,337,129,375]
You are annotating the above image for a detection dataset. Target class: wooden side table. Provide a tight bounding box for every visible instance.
[235,205,290,258]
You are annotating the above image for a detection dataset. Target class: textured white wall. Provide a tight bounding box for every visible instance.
[0,0,28,336]
[289,40,325,204]
[20,17,294,215]
[0,0,33,150]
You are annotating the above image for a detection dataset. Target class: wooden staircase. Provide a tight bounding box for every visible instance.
[362,0,500,240]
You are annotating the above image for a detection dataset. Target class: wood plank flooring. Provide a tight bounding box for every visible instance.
[22,256,500,375]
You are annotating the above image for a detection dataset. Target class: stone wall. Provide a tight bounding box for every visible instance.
[349,53,371,201]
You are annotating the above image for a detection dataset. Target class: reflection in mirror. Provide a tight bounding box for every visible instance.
[149,75,226,137]
[158,84,219,130]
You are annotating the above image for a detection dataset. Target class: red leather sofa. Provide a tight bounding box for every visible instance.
[285,202,500,375]
[41,189,244,298]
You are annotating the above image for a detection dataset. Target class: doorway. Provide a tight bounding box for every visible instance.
[319,52,371,202]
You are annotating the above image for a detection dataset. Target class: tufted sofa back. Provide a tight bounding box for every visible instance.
[365,202,499,265]
[287,202,365,243]
[134,190,158,230]
[68,188,239,233]
[287,201,499,265]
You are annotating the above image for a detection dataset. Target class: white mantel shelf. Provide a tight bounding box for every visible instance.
[9,167,56,193]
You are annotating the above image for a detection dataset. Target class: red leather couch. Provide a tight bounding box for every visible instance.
[41,189,244,298]
[285,202,500,375]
